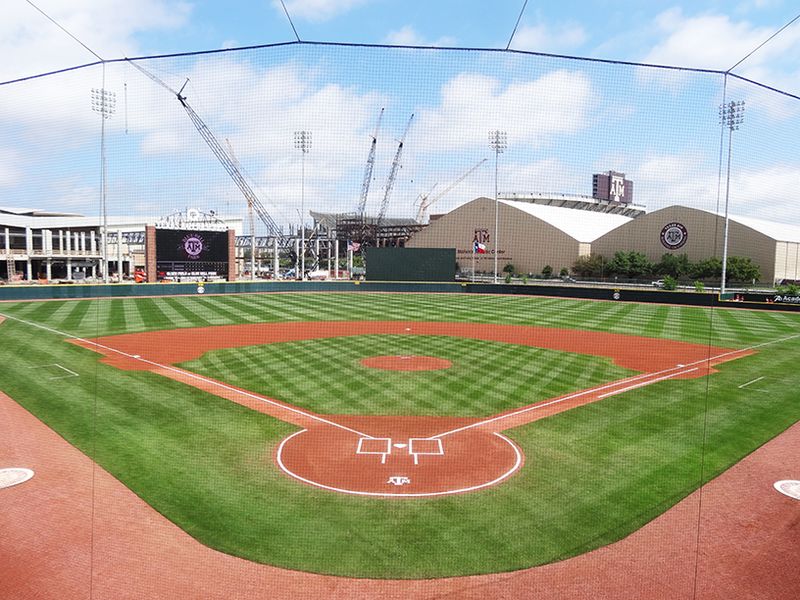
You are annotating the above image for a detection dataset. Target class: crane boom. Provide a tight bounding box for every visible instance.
[226,139,256,279]
[357,108,384,221]
[127,60,283,238]
[376,113,414,227]
[415,158,488,223]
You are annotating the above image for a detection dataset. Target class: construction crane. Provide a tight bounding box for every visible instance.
[126,60,283,239]
[357,108,384,222]
[376,113,414,229]
[225,138,256,279]
[415,158,488,223]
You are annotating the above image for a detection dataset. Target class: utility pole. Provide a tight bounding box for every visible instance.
[489,130,507,283]
[91,83,116,284]
[719,100,744,295]
[294,131,312,280]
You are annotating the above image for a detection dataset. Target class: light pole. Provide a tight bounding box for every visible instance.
[719,100,744,295]
[489,130,507,283]
[294,130,311,280]
[91,86,116,284]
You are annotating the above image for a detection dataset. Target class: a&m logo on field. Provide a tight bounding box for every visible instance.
[387,476,411,486]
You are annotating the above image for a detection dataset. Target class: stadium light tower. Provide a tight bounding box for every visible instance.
[294,130,312,280]
[719,100,744,295]
[91,87,116,284]
[489,130,507,283]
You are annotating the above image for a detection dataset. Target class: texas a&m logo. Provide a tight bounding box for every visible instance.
[660,222,688,250]
[387,476,411,486]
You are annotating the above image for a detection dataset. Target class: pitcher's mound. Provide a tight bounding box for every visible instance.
[360,355,452,371]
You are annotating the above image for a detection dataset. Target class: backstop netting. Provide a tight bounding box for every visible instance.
[1,41,799,599]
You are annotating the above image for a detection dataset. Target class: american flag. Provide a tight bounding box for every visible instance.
[347,240,361,252]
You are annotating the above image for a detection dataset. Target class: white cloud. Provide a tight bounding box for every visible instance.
[0,148,22,187]
[276,0,370,23]
[383,26,456,47]
[632,153,800,224]
[1,0,191,83]
[641,9,800,92]
[126,57,387,224]
[509,22,587,54]
[415,70,593,154]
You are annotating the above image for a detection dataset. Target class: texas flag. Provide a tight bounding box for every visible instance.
[473,240,487,254]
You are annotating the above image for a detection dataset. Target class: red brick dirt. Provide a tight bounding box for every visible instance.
[2,391,799,600]
[360,354,453,371]
[5,319,794,599]
[69,320,744,374]
[69,321,751,497]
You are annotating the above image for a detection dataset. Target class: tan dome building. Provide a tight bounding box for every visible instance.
[592,205,800,284]
[406,197,632,276]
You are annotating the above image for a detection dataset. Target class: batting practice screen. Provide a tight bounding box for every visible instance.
[155,229,229,278]
[365,247,456,281]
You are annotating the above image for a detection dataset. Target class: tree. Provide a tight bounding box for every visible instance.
[662,275,677,290]
[541,265,553,278]
[572,254,607,277]
[726,256,760,283]
[690,257,722,280]
[656,253,691,278]
[607,251,653,279]
[559,267,569,277]
[503,263,516,275]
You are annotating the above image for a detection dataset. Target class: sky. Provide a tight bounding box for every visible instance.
[1,0,799,230]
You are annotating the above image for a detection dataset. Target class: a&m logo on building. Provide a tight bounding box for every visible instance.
[660,222,688,250]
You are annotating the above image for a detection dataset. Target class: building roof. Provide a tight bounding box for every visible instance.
[499,192,646,218]
[0,213,243,232]
[499,199,633,242]
[0,206,84,218]
[647,205,800,244]
[728,213,800,243]
[310,210,419,228]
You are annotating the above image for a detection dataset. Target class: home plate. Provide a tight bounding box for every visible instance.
[393,443,407,449]
[774,480,800,500]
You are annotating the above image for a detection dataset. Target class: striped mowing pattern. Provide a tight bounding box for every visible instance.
[179,334,633,417]
[1,293,798,348]
[0,292,799,578]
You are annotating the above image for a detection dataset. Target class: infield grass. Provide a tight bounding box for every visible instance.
[1,292,799,577]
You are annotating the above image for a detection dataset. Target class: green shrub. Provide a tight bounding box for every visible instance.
[694,280,705,293]
[662,275,677,290]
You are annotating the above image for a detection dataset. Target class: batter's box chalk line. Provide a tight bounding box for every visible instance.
[356,437,445,465]
[27,363,79,380]
[356,437,392,464]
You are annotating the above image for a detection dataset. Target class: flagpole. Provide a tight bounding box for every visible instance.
[471,242,476,283]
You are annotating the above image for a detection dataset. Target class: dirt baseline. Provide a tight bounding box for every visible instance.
[72,320,740,373]
[70,321,751,498]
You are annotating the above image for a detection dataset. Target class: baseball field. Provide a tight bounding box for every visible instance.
[1,291,799,580]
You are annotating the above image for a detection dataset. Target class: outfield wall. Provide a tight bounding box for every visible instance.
[1,280,798,312]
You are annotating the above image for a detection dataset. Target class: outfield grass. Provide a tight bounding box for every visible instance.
[178,334,634,416]
[1,292,799,578]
